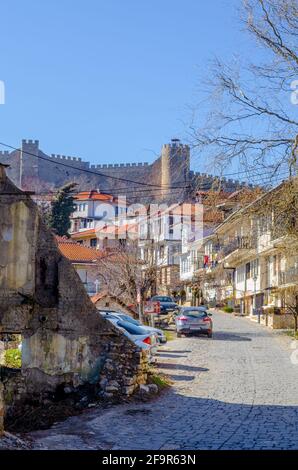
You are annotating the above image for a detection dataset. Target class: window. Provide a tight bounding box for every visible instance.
[158,211,162,236]
[81,218,93,229]
[90,238,97,248]
[78,203,86,212]
[236,265,245,283]
[273,255,277,276]
[117,321,147,336]
[259,215,271,235]
[251,259,259,278]
[0,333,22,369]
[169,211,174,235]
[246,262,251,279]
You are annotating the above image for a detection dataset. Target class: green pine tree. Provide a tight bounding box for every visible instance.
[47,182,77,236]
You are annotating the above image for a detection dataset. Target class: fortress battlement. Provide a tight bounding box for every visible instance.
[22,139,39,146]
[49,154,84,163]
[91,162,150,170]
[193,171,249,188]
[162,143,189,151]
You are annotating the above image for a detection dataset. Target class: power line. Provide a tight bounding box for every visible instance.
[68,172,290,203]
[0,141,290,196]
[1,140,283,191]
[0,141,189,190]
[35,168,290,201]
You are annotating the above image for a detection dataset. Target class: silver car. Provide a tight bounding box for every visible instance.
[98,310,167,343]
[105,316,158,363]
[175,307,213,338]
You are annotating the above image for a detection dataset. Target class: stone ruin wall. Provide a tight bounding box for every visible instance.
[0,164,148,430]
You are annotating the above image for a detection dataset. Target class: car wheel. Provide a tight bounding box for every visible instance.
[177,332,182,338]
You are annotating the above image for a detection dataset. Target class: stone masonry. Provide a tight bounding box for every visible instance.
[0,163,148,430]
[0,382,4,436]
[0,139,248,202]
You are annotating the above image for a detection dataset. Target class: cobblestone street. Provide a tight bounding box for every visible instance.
[27,312,298,450]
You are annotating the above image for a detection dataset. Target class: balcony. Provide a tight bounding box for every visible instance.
[222,236,256,258]
[279,267,298,286]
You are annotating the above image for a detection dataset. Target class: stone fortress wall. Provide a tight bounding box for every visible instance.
[0,139,249,200]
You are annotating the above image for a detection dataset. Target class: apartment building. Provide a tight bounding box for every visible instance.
[139,203,199,295]
[209,182,298,324]
[178,180,298,328]
[69,190,128,249]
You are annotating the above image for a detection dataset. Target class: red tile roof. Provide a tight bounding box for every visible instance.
[71,223,138,239]
[71,228,97,239]
[74,190,114,202]
[56,236,101,263]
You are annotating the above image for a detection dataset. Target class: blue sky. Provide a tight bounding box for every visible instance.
[0,0,254,169]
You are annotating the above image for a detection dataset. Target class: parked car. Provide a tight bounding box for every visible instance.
[174,305,208,314]
[100,311,167,344]
[175,307,213,338]
[101,314,158,362]
[150,295,179,314]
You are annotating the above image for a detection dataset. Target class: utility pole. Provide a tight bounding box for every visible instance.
[253,273,259,322]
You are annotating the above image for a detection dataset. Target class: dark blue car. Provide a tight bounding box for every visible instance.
[150,295,179,314]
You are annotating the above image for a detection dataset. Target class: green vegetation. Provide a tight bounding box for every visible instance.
[163,329,175,341]
[223,306,234,313]
[285,330,298,340]
[148,372,172,390]
[4,348,21,368]
[46,182,77,236]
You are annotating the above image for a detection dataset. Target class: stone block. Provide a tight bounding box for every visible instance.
[122,385,135,396]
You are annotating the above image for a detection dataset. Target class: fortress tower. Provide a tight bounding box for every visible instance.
[20,139,40,180]
[160,139,190,199]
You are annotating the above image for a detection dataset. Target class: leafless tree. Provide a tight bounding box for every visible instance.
[190,0,298,183]
[275,286,298,332]
[96,241,157,309]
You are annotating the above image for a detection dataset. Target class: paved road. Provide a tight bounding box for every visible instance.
[27,312,298,450]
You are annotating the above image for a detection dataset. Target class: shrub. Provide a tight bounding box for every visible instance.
[4,348,21,369]
[223,306,234,313]
[163,329,175,341]
[148,372,172,390]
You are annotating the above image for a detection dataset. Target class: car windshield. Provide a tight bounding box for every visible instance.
[117,314,140,326]
[99,310,118,314]
[117,321,148,336]
[152,296,173,302]
[100,312,121,321]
